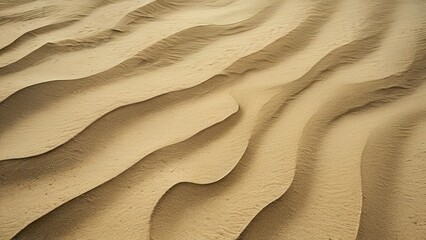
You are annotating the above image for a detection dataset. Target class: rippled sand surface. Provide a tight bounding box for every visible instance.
[1,0,426,239]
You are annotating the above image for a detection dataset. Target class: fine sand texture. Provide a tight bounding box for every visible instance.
[1,0,426,239]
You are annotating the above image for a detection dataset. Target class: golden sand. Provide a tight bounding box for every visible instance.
[0,0,425,239]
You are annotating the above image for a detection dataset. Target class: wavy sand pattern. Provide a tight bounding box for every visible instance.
[1,0,425,239]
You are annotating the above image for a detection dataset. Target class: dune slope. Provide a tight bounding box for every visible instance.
[1,0,425,239]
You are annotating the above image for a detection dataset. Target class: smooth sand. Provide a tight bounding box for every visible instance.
[0,0,425,239]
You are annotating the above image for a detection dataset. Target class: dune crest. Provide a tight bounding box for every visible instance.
[1,0,425,239]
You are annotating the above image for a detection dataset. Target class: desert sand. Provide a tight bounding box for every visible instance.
[0,0,425,239]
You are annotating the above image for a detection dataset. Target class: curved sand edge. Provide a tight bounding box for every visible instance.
[1,0,425,239]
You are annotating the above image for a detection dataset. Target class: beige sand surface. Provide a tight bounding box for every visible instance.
[0,0,425,239]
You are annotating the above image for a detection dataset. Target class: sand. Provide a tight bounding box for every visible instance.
[0,0,425,239]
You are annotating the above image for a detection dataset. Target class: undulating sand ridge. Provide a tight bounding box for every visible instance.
[10,1,337,236]
[1,0,425,239]
[240,2,426,239]
[150,1,419,239]
[0,1,275,159]
[0,91,239,239]
[358,108,426,239]
[0,0,118,51]
[0,0,258,99]
[0,0,238,70]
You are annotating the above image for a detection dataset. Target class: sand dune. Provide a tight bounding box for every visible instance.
[1,0,425,239]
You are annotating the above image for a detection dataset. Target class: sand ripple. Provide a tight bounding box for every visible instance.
[1,0,425,239]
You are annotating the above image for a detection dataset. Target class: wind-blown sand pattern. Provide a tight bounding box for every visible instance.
[0,0,425,239]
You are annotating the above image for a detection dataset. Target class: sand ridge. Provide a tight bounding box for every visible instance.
[1,0,425,239]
